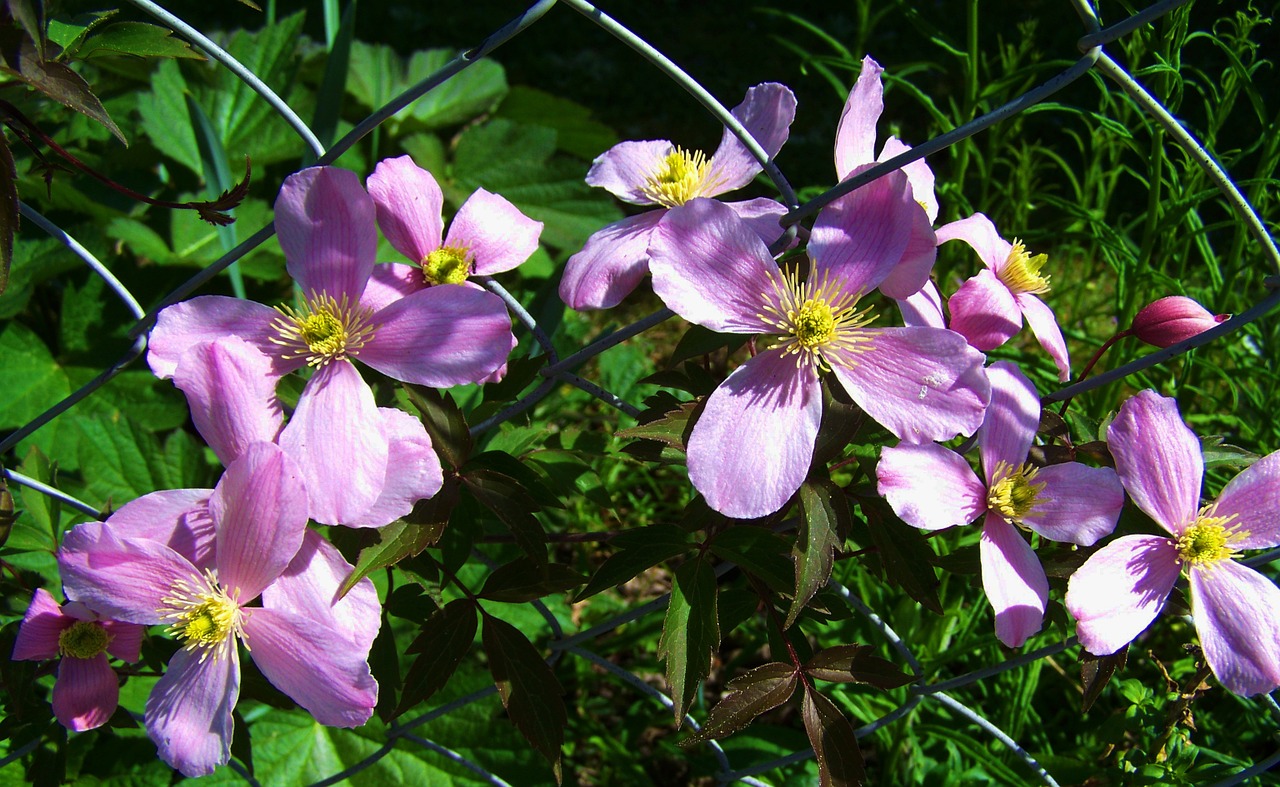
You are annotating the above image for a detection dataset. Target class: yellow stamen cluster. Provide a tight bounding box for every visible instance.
[1175,509,1245,568]
[58,621,111,660]
[987,461,1049,523]
[422,246,472,286]
[639,147,715,207]
[270,291,376,367]
[998,240,1051,295]
[159,570,244,663]
[758,265,877,371]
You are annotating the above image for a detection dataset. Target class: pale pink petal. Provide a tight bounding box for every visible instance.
[879,137,938,223]
[148,296,294,379]
[279,362,388,526]
[1016,293,1071,381]
[262,530,381,653]
[13,588,67,660]
[829,326,989,444]
[980,360,1040,480]
[172,338,283,466]
[809,165,914,297]
[102,620,144,662]
[1191,560,1280,696]
[445,188,543,276]
[366,155,445,263]
[585,139,672,204]
[276,167,377,303]
[706,82,797,194]
[649,198,776,333]
[876,443,986,530]
[724,197,788,248]
[52,654,118,731]
[834,56,884,178]
[209,443,308,602]
[896,280,945,329]
[1023,463,1124,546]
[346,408,444,528]
[59,522,199,625]
[243,608,377,727]
[934,212,1010,271]
[948,270,1021,351]
[877,203,937,300]
[981,514,1048,647]
[687,350,821,519]
[361,263,424,314]
[360,285,514,386]
[103,489,215,571]
[1106,390,1202,534]
[558,211,663,310]
[1066,534,1181,655]
[1210,450,1280,549]
[146,648,239,778]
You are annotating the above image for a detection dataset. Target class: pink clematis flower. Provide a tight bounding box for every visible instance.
[13,588,145,731]
[1066,390,1280,696]
[877,361,1124,646]
[935,213,1071,381]
[560,82,797,310]
[649,197,989,519]
[148,166,511,524]
[57,443,380,776]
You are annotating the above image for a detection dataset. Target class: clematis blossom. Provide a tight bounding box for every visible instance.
[1129,295,1229,348]
[649,197,989,519]
[877,361,1124,646]
[560,82,797,310]
[13,588,145,731]
[58,442,380,776]
[1066,390,1280,696]
[935,213,1071,381]
[148,166,511,525]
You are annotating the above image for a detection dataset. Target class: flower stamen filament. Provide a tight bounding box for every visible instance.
[987,461,1049,524]
[270,291,377,367]
[998,239,1051,295]
[758,265,877,371]
[640,147,716,208]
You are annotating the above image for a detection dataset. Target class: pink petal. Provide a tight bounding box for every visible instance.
[834,56,884,178]
[558,211,663,310]
[896,280,945,329]
[59,522,199,626]
[361,263,424,314]
[948,270,1021,351]
[102,620,144,662]
[209,443,309,602]
[724,197,788,248]
[687,350,821,519]
[52,654,118,731]
[243,608,377,727]
[981,514,1048,647]
[13,588,68,660]
[809,165,914,297]
[980,360,1040,480]
[1065,534,1181,655]
[830,326,989,444]
[1023,463,1124,546]
[446,188,543,276]
[1190,560,1280,696]
[585,139,672,204]
[148,296,293,379]
[706,82,797,194]
[876,203,937,300]
[1016,293,1071,381]
[879,137,938,223]
[649,198,776,333]
[346,408,444,528]
[1106,390,1202,534]
[366,155,445,263]
[172,338,283,466]
[146,648,239,778]
[360,285,515,386]
[279,362,388,526]
[934,212,1010,271]
[876,443,986,530]
[103,489,215,571]
[1209,449,1280,549]
[262,530,381,654]
[276,166,377,303]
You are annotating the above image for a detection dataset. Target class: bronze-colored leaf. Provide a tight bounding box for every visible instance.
[483,615,566,783]
[395,599,477,718]
[7,36,125,144]
[805,644,914,690]
[802,686,866,787]
[1081,646,1127,712]
[682,662,798,745]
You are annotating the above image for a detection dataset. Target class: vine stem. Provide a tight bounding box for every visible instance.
[1057,329,1132,415]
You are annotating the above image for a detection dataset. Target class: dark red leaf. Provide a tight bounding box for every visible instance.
[802,686,866,786]
[395,599,477,718]
[682,662,798,745]
[483,615,566,782]
[805,645,915,690]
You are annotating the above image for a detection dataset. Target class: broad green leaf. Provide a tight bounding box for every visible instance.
[0,322,70,428]
[665,325,749,369]
[682,662,798,745]
[527,449,613,512]
[338,502,451,597]
[575,524,693,601]
[496,85,617,160]
[396,599,477,718]
[74,22,204,60]
[802,686,866,786]
[479,558,584,603]
[402,385,472,470]
[616,401,698,451]
[345,42,507,133]
[74,414,175,507]
[787,479,847,628]
[46,10,117,54]
[213,12,307,167]
[658,556,719,724]
[137,59,200,174]
[1200,434,1259,470]
[709,526,793,594]
[482,615,565,781]
[804,645,914,689]
[0,135,16,294]
[8,446,58,559]
[57,273,105,353]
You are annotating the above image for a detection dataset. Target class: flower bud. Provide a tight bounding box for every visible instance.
[1130,296,1228,348]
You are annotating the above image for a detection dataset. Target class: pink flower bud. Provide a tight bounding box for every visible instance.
[1130,296,1228,348]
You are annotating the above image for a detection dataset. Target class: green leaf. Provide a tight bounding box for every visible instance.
[576,524,693,601]
[338,505,450,597]
[709,526,793,594]
[482,614,566,781]
[804,645,914,690]
[802,686,866,786]
[0,320,69,430]
[682,662,798,745]
[480,558,585,603]
[74,414,174,506]
[136,59,200,174]
[658,556,720,724]
[787,479,847,628]
[46,10,117,54]
[1200,434,1259,471]
[0,135,17,294]
[402,384,473,470]
[73,22,204,60]
[865,500,942,615]
[395,598,477,718]
[527,449,613,512]
[616,401,698,452]
[463,451,562,509]
[345,42,507,133]
[496,85,618,160]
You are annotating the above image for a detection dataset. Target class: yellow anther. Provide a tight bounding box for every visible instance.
[758,264,877,371]
[639,147,714,207]
[987,462,1048,523]
[58,621,111,660]
[998,239,1051,295]
[159,571,244,663]
[1175,513,1239,567]
[270,291,377,367]
[422,246,472,286]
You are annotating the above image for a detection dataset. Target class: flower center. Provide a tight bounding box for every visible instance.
[793,299,837,349]
[270,291,377,367]
[1175,511,1242,567]
[987,462,1048,523]
[758,265,877,371]
[159,570,245,663]
[58,620,111,659]
[998,239,1051,295]
[639,147,714,207]
[422,246,472,286]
